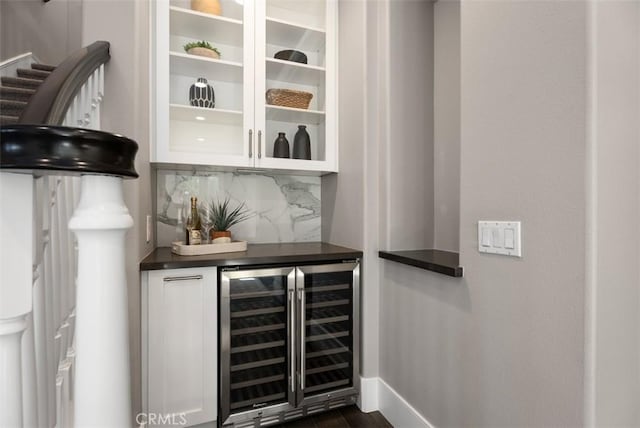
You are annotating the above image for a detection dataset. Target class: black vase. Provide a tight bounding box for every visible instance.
[292,125,311,160]
[189,77,215,108]
[273,132,290,158]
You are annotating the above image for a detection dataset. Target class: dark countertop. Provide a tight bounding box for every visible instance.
[140,242,363,271]
[379,249,463,277]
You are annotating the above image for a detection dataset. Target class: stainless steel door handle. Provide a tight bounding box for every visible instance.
[163,275,203,282]
[289,288,295,392]
[248,129,253,158]
[298,287,305,390]
[258,130,262,159]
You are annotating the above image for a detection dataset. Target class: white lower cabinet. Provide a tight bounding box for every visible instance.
[142,267,218,427]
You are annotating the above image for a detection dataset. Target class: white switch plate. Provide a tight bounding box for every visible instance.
[478,221,521,257]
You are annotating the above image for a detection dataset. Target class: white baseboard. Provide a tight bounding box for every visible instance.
[360,376,435,428]
[358,376,379,412]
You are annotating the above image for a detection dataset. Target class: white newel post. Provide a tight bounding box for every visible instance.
[69,174,133,427]
[0,172,34,427]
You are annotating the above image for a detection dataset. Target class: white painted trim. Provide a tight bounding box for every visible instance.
[358,377,436,428]
[357,376,379,413]
[0,52,37,80]
[378,378,435,428]
[0,52,33,69]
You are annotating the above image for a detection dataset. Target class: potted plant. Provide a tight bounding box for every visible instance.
[208,197,251,243]
[184,41,221,60]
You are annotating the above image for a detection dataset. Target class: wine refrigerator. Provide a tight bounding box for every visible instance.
[219,261,360,427]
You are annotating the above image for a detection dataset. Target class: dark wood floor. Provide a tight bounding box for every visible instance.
[279,405,393,428]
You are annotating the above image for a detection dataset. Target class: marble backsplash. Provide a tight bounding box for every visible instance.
[156,169,321,246]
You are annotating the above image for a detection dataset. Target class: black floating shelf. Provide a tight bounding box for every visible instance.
[379,249,463,278]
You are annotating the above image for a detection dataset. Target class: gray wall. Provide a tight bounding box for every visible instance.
[433,0,460,252]
[379,1,588,425]
[387,0,434,250]
[591,1,640,426]
[322,0,377,375]
[0,0,83,64]
[82,1,153,422]
[454,2,587,424]
[321,0,365,251]
[322,0,591,425]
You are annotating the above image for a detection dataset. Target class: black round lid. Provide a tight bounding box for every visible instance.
[1,125,138,178]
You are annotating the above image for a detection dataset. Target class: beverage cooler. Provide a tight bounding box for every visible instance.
[219,261,360,427]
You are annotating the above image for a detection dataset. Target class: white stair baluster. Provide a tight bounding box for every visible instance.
[43,178,57,428]
[33,262,49,427]
[33,176,50,427]
[22,311,38,427]
[21,176,42,427]
[55,375,64,428]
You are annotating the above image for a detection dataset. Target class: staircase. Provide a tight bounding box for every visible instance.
[0,63,56,125]
[2,41,139,427]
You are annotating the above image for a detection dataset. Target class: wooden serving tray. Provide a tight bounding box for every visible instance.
[171,240,248,256]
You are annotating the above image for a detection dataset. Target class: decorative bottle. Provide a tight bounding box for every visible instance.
[273,132,290,158]
[292,125,311,160]
[189,78,215,108]
[187,196,202,245]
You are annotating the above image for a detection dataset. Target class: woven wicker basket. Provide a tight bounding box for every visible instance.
[266,89,313,109]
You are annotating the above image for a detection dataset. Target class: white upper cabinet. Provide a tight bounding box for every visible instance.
[152,0,338,175]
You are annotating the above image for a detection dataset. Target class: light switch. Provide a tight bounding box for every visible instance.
[478,221,521,257]
[481,228,491,247]
[504,228,515,249]
[492,227,503,248]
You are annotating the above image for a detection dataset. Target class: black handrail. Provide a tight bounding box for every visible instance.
[1,125,139,178]
[19,41,110,125]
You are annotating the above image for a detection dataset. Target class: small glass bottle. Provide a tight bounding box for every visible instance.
[187,196,202,245]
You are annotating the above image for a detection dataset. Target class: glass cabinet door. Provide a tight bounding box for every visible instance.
[161,0,254,166]
[296,262,359,404]
[254,0,336,172]
[220,267,296,423]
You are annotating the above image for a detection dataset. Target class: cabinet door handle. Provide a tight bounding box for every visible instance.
[248,129,253,158]
[289,288,296,393]
[163,275,203,282]
[258,130,262,159]
[298,287,305,390]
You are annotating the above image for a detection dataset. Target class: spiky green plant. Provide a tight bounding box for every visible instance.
[208,197,251,231]
[183,40,221,56]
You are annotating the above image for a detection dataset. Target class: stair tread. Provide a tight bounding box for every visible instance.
[0,86,36,94]
[0,115,20,125]
[1,100,28,107]
[0,99,27,106]
[0,86,36,102]
[16,68,50,79]
[31,63,56,72]
[0,99,27,118]
[1,76,45,89]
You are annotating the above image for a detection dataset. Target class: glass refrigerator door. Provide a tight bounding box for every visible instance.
[220,267,296,423]
[296,262,359,404]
